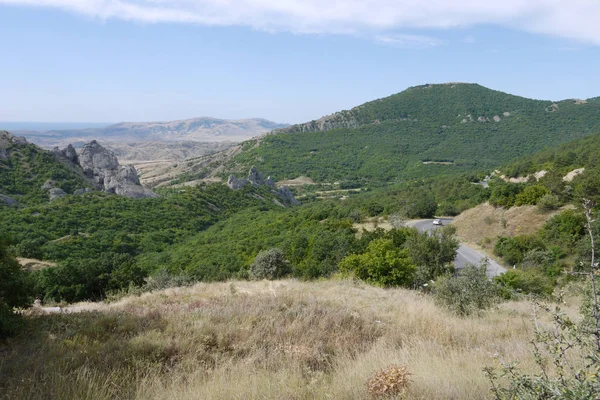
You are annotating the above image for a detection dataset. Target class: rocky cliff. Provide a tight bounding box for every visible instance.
[227,166,300,206]
[272,110,362,135]
[68,140,156,198]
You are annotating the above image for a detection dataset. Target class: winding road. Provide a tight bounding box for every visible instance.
[407,219,507,278]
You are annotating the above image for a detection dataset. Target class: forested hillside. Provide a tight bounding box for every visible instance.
[0,131,89,204]
[216,84,600,184]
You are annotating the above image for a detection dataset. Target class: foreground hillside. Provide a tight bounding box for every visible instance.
[0,279,569,400]
[195,83,600,185]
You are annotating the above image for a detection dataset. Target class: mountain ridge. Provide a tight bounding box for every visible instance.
[174,83,600,186]
[10,117,289,148]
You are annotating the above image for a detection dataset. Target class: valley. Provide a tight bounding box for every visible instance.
[2,83,600,399]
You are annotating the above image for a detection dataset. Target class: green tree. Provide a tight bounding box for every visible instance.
[405,226,459,285]
[0,237,32,338]
[339,238,415,287]
[514,184,549,206]
[250,248,290,280]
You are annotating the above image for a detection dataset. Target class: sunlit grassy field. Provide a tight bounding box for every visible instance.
[0,279,576,399]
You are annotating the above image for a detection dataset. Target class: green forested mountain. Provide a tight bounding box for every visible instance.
[216,84,600,184]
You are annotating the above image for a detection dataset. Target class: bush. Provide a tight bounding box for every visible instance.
[1,237,32,338]
[514,184,549,206]
[250,248,290,280]
[339,238,415,287]
[494,269,554,297]
[433,262,500,316]
[494,235,546,266]
[537,193,561,212]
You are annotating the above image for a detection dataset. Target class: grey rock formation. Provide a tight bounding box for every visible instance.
[77,140,156,198]
[273,110,361,135]
[264,176,276,189]
[79,140,119,176]
[12,136,28,145]
[277,186,301,206]
[248,166,265,186]
[227,166,300,206]
[0,193,17,207]
[227,175,249,190]
[48,188,67,201]
[41,180,55,190]
[53,143,80,164]
[0,131,12,160]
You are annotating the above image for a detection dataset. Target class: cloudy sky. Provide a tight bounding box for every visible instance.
[1,0,599,125]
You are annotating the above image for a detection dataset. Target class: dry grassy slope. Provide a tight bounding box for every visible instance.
[2,279,578,400]
[452,202,570,259]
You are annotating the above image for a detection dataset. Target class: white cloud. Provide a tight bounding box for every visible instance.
[375,34,442,48]
[1,0,600,45]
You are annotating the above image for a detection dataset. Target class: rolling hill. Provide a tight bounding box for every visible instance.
[12,117,289,147]
[185,83,600,185]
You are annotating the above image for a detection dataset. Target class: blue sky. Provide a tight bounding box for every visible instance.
[1,1,599,125]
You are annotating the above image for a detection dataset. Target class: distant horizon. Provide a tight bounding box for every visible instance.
[2,82,599,132]
[0,122,112,131]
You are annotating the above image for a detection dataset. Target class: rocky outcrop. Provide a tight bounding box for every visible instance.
[0,131,25,159]
[272,110,361,135]
[0,193,18,207]
[52,144,79,164]
[277,186,300,206]
[48,188,67,201]
[227,175,248,190]
[77,140,156,198]
[227,166,300,206]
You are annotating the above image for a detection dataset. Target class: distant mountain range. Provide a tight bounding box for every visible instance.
[8,117,289,148]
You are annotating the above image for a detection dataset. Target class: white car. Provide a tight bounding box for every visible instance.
[432,219,443,226]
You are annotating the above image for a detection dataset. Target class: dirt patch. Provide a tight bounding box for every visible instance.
[563,168,585,182]
[452,202,570,257]
[17,258,56,271]
[422,161,454,165]
[277,176,316,186]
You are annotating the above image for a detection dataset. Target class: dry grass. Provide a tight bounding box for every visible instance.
[0,280,579,400]
[452,202,570,258]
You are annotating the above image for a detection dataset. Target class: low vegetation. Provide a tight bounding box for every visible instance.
[0,279,578,399]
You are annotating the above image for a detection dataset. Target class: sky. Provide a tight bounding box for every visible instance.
[0,1,599,126]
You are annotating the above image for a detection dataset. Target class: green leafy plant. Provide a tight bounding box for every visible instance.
[433,261,500,316]
[250,248,291,280]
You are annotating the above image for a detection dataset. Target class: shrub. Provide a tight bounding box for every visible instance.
[537,193,561,212]
[1,237,32,338]
[514,184,549,206]
[366,365,411,398]
[143,269,194,292]
[433,262,500,316]
[339,239,415,287]
[539,210,586,250]
[494,235,546,266]
[494,269,554,297]
[250,248,290,280]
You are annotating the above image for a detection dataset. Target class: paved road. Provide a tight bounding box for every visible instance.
[406,218,507,278]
